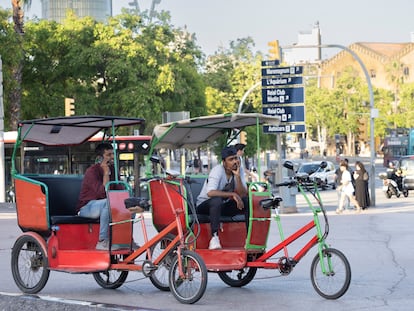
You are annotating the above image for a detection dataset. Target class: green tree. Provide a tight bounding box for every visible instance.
[10,10,206,134]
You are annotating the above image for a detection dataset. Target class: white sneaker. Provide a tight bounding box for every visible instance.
[209,234,222,250]
[96,240,109,250]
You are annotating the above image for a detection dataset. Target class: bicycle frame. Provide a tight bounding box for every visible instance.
[247,180,331,274]
[109,179,186,275]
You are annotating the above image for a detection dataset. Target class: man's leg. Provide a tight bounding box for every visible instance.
[221,197,250,231]
[196,197,222,235]
[79,199,109,241]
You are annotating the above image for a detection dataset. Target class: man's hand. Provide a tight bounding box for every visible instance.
[231,193,244,210]
[101,160,111,176]
[232,160,241,177]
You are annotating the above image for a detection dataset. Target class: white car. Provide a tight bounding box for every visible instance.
[308,161,337,190]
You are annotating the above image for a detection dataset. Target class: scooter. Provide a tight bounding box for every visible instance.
[378,172,409,198]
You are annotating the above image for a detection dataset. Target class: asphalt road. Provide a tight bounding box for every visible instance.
[1,168,414,310]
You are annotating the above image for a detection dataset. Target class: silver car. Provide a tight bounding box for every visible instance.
[301,161,336,190]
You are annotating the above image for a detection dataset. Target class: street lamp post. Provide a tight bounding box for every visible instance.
[282,43,377,206]
[237,81,261,113]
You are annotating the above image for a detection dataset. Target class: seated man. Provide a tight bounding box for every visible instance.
[196,146,249,250]
[76,142,142,250]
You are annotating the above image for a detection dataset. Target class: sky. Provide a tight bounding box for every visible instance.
[0,0,414,58]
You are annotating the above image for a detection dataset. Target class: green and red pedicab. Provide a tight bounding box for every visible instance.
[10,116,207,304]
[146,113,351,299]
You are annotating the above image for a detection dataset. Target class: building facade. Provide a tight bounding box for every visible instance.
[319,42,414,91]
[40,0,112,23]
[283,21,322,65]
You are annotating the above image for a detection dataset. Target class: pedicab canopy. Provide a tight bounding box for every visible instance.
[11,115,146,177]
[150,113,280,150]
[16,115,146,146]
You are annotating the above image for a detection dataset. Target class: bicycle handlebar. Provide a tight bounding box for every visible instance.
[273,181,298,188]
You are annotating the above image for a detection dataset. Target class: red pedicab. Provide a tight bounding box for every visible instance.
[10,115,207,304]
[146,113,351,299]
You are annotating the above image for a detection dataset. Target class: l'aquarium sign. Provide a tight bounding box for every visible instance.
[263,124,306,133]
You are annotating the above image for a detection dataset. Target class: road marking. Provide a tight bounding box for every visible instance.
[0,291,161,310]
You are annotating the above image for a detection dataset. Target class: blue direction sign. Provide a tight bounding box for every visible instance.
[261,66,303,77]
[262,106,305,122]
[263,123,306,133]
[261,60,280,67]
[262,76,303,87]
[262,87,304,104]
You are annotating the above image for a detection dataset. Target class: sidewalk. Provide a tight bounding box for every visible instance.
[0,203,16,213]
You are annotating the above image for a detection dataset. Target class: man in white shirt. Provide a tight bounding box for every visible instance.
[196,146,249,249]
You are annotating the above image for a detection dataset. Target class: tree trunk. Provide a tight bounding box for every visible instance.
[10,0,25,130]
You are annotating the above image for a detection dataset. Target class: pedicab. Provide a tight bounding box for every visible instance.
[10,115,208,304]
[145,112,351,299]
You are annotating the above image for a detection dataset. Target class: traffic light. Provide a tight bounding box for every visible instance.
[357,118,367,141]
[240,131,247,145]
[64,98,75,116]
[268,40,280,60]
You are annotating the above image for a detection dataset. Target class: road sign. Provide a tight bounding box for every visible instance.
[261,66,303,77]
[261,60,280,67]
[262,105,305,122]
[262,76,303,87]
[262,87,304,104]
[263,123,306,133]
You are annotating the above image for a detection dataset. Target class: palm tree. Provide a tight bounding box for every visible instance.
[10,0,31,129]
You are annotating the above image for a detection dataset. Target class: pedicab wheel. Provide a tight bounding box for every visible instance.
[310,248,351,299]
[217,267,257,287]
[93,270,128,289]
[149,233,177,291]
[168,250,208,304]
[11,235,50,294]
[93,255,128,289]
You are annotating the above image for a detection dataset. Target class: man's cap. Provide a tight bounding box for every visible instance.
[235,143,246,151]
[221,146,237,160]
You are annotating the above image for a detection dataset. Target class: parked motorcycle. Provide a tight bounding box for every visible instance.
[378,172,409,198]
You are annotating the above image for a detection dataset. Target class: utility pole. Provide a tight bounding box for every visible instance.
[149,0,161,23]
[0,56,5,202]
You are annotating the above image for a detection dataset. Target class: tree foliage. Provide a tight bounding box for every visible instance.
[0,8,206,134]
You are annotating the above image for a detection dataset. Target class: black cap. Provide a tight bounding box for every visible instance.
[221,146,237,160]
[235,143,246,151]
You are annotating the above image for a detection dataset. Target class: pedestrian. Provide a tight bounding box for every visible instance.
[235,143,248,180]
[353,161,370,210]
[335,160,349,209]
[196,146,249,249]
[193,156,201,173]
[336,160,361,214]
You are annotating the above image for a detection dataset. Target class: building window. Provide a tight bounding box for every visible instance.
[370,69,376,78]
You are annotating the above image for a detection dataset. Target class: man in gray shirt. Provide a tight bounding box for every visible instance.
[196,146,249,249]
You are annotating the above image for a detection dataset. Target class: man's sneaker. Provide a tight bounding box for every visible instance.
[96,240,109,250]
[209,234,222,250]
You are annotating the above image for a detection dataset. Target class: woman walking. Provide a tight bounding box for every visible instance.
[353,161,370,209]
[336,160,361,214]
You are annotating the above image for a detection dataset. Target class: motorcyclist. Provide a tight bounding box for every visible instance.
[393,169,404,192]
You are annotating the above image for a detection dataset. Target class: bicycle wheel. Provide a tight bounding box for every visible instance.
[310,247,351,299]
[149,234,176,291]
[11,235,50,294]
[93,254,128,289]
[218,267,257,287]
[169,250,208,304]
